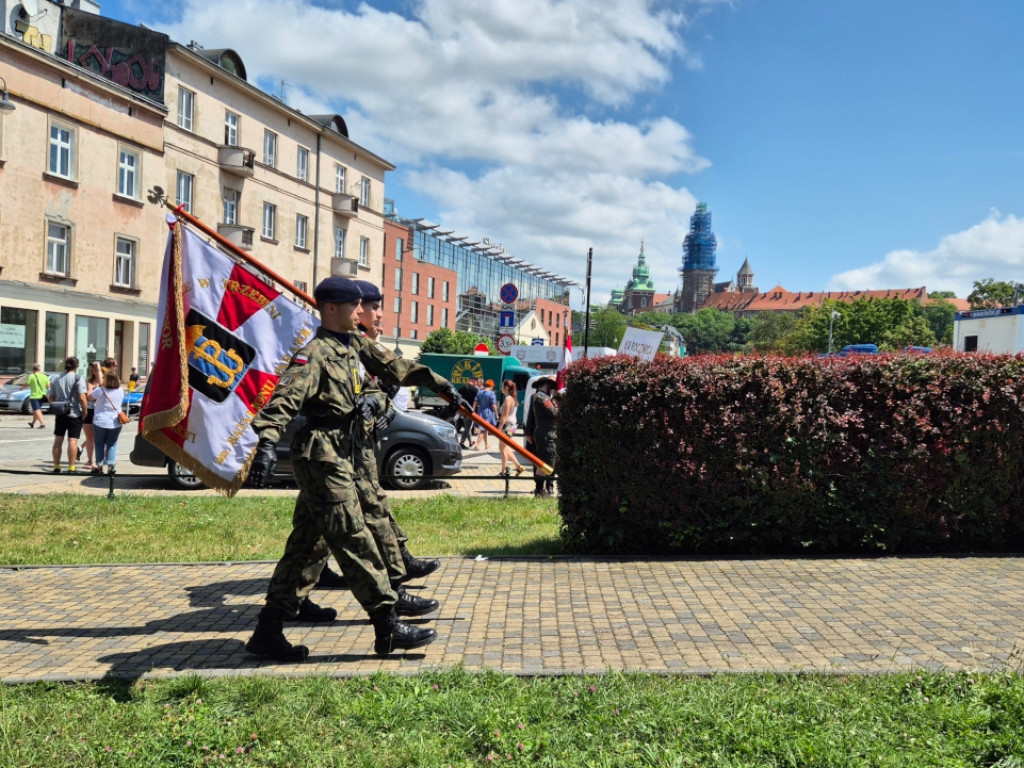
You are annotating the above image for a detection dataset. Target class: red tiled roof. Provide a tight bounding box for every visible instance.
[702,286,950,313]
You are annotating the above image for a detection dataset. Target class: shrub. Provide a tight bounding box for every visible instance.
[557,352,1024,555]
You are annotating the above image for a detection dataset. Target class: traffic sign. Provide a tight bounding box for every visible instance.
[499,310,516,328]
[497,334,515,354]
[499,282,519,305]
[473,342,489,356]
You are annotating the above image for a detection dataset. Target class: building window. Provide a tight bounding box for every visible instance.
[117,147,139,199]
[296,147,309,182]
[263,130,277,167]
[175,171,194,213]
[394,297,401,314]
[359,236,369,267]
[427,305,434,326]
[177,88,194,131]
[410,301,419,323]
[48,123,75,178]
[295,214,308,249]
[334,227,346,258]
[262,203,276,240]
[411,273,420,295]
[359,176,370,207]
[335,164,346,193]
[443,281,450,302]
[428,276,435,298]
[395,237,404,262]
[410,329,418,340]
[46,221,71,276]
[114,236,136,287]
[224,111,239,146]
[442,307,449,327]
[394,267,402,292]
[222,187,239,225]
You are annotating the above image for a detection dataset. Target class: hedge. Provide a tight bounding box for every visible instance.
[557,353,1024,555]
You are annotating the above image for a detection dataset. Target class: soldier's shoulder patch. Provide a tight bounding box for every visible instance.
[374,342,389,355]
[293,353,309,366]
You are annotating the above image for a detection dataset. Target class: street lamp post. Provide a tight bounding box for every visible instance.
[827,309,841,354]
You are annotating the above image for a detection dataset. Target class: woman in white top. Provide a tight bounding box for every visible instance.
[498,379,525,476]
[88,370,125,475]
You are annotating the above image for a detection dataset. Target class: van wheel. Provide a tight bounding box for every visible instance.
[167,460,205,490]
[383,447,429,490]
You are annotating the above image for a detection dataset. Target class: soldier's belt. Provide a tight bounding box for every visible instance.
[304,417,352,432]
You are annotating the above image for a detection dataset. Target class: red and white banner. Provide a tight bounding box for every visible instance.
[556,329,573,391]
[141,220,317,496]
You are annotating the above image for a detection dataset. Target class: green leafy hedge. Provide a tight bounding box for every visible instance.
[558,353,1024,555]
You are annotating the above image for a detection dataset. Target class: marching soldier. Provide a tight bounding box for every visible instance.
[244,276,468,661]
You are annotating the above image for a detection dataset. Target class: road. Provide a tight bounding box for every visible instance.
[0,411,534,498]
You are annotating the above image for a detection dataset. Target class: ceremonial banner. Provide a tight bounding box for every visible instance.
[141,220,317,495]
[555,329,572,390]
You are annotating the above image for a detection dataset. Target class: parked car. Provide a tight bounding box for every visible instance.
[124,382,146,414]
[130,408,462,490]
[0,372,61,414]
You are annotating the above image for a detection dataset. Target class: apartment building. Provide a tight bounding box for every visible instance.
[0,1,392,375]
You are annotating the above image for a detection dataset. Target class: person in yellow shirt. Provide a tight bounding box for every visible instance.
[27,364,49,429]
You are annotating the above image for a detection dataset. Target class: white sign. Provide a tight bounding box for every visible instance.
[618,327,664,362]
[0,324,25,348]
[497,334,515,354]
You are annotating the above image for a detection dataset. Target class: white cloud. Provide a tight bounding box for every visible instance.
[828,211,1024,298]
[146,0,723,305]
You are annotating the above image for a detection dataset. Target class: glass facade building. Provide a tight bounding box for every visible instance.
[385,205,574,336]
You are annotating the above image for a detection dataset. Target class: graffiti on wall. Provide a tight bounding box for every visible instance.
[15,20,53,51]
[65,40,162,94]
[60,6,168,100]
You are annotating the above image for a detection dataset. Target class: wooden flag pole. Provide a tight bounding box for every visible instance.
[148,187,554,475]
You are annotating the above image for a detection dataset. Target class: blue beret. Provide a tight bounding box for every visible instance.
[353,280,383,302]
[314,276,362,305]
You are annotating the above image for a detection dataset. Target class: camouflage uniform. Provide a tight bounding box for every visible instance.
[255,327,448,617]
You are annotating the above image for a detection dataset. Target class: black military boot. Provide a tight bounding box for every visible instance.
[245,607,309,662]
[393,584,440,616]
[317,564,348,590]
[370,606,437,656]
[284,597,337,623]
[399,543,440,582]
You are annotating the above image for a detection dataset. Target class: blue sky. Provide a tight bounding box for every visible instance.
[101,0,1024,308]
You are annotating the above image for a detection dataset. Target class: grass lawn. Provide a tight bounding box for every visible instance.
[0,493,564,565]
[2,493,1022,766]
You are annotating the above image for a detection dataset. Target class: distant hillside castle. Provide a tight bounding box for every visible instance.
[611,202,966,317]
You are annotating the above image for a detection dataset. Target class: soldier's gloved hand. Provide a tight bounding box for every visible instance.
[384,384,401,400]
[439,382,470,412]
[249,438,277,488]
[356,393,381,422]
[374,405,397,433]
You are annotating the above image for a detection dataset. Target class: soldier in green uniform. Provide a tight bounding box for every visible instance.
[244,277,468,662]
[314,280,441,593]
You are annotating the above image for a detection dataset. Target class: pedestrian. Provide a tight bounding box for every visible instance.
[27,363,49,429]
[498,379,525,476]
[457,377,479,447]
[472,379,498,451]
[89,369,125,475]
[80,361,101,470]
[128,366,140,389]
[524,375,559,497]
[244,276,470,662]
[312,278,442,598]
[47,356,87,474]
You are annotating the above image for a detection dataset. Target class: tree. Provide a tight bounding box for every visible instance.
[673,308,736,354]
[746,311,799,352]
[587,305,629,349]
[780,298,937,354]
[968,279,1017,309]
[921,298,956,346]
[418,327,494,356]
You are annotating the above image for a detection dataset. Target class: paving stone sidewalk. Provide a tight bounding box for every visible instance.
[1,556,1022,683]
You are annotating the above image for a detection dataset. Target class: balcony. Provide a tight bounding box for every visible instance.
[217,146,256,178]
[217,223,255,251]
[331,192,358,218]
